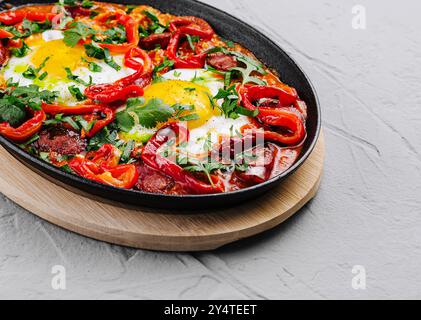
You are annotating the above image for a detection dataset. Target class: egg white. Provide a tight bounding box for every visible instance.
[185,115,251,155]
[124,68,251,155]
[2,30,136,106]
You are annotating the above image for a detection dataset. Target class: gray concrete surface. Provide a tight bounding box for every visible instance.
[1,0,420,299]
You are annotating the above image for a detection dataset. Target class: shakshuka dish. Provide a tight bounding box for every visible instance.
[0,1,307,195]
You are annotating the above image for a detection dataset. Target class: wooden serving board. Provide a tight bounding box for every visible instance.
[0,132,324,252]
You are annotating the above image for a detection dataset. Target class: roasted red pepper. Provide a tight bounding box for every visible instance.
[94,12,139,53]
[41,102,106,115]
[142,122,225,194]
[85,47,152,103]
[124,47,153,71]
[239,85,306,146]
[240,85,298,109]
[69,144,139,189]
[169,16,215,40]
[0,29,14,39]
[85,84,144,104]
[166,31,207,69]
[80,107,115,138]
[85,143,121,168]
[0,109,46,142]
[42,103,115,138]
[0,10,57,25]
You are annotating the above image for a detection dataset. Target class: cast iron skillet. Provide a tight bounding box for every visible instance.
[0,0,321,210]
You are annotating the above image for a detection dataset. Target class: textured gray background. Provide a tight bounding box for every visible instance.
[1,0,420,299]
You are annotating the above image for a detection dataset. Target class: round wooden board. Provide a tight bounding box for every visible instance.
[0,132,324,252]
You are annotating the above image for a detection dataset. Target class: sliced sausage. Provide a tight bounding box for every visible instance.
[66,6,91,18]
[139,33,172,50]
[206,52,237,71]
[135,162,186,195]
[35,125,87,156]
[0,42,9,67]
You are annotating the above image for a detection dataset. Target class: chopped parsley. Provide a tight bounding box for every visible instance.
[23,57,50,80]
[153,57,175,75]
[64,67,92,86]
[10,41,30,58]
[213,85,259,119]
[95,24,127,44]
[84,43,121,71]
[68,85,87,101]
[81,57,102,72]
[207,47,267,85]
[186,34,200,51]
[126,5,137,14]
[140,10,169,35]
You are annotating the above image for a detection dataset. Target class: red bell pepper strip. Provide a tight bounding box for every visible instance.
[68,144,139,189]
[41,102,106,115]
[0,109,46,142]
[240,85,298,109]
[256,108,306,145]
[41,103,114,138]
[7,38,23,48]
[85,143,121,169]
[239,85,305,145]
[124,47,153,71]
[85,47,152,103]
[166,31,207,69]
[85,83,145,104]
[0,10,57,25]
[94,12,139,54]
[169,16,215,40]
[142,122,225,194]
[81,107,115,138]
[0,28,14,39]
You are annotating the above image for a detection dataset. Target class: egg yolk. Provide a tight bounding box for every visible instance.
[27,35,86,78]
[142,80,221,129]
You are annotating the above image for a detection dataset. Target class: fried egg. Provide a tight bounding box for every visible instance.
[2,30,135,105]
[123,68,251,155]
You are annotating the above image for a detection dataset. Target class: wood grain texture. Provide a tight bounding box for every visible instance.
[0,133,324,252]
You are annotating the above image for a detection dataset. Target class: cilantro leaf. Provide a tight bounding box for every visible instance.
[0,84,58,126]
[87,126,119,151]
[0,99,26,126]
[131,98,174,129]
[0,19,51,39]
[120,139,135,163]
[116,98,174,131]
[63,22,96,47]
[115,111,135,133]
